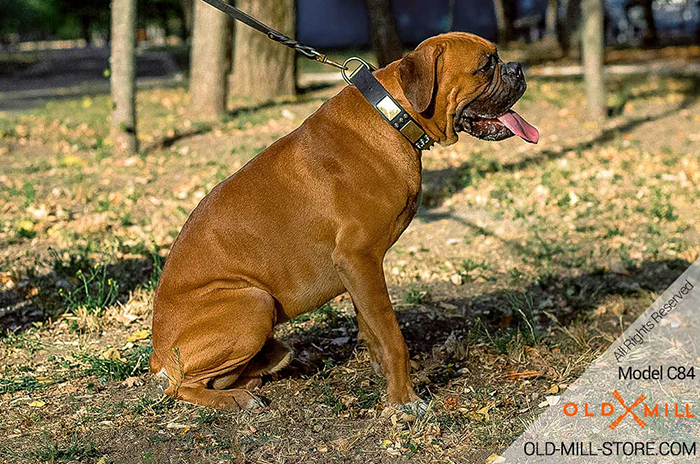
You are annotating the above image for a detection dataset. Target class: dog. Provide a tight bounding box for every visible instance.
[150,32,538,410]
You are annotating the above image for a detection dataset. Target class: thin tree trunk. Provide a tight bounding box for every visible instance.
[560,0,581,56]
[180,0,193,41]
[640,0,657,46]
[446,0,456,32]
[230,0,296,101]
[364,0,403,66]
[545,0,559,38]
[493,0,515,43]
[582,0,605,120]
[189,0,229,119]
[110,0,138,155]
[81,16,92,46]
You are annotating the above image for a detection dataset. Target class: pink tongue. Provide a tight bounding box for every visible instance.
[497,110,539,144]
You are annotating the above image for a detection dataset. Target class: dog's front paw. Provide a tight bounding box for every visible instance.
[381,399,430,424]
[397,399,429,417]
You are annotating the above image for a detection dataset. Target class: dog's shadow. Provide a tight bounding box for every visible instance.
[273,258,689,389]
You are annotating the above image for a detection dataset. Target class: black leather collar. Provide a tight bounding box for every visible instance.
[347,63,434,151]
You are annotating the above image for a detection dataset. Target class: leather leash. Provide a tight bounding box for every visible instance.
[197,0,434,151]
[199,0,346,70]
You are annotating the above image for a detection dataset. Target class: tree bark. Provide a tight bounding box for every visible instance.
[639,0,657,46]
[582,0,605,120]
[81,15,92,46]
[560,0,581,56]
[189,0,229,119]
[180,0,193,41]
[364,0,403,66]
[493,0,515,44]
[110,0,138,155]
[545,0,559,38]
[230,0,296,101]
[446,0,456,32]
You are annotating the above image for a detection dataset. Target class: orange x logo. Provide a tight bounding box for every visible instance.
[609,389,647,430]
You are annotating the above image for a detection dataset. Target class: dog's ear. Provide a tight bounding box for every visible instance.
[397,44,442,114]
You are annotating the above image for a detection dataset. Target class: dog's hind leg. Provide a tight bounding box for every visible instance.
[211,338,293,390]
[158,287,276,410]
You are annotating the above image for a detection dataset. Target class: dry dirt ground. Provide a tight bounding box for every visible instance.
[1,54,700,463]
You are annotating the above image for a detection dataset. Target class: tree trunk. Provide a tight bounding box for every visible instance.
[230,0,296,101]
[493,0,515,44]
[110,0,138,155]
[582,0,605,120]
[545,0,558,38]
[446,0,457,32]
[81,15,92,46]
[364,0,403,66]
[180,0,193,41]
[189,0,229,119]
[640,0,657,46]
[560,0,581,56]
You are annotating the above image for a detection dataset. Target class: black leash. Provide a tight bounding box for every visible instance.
[197,0,434,150]
[199,0,346,70]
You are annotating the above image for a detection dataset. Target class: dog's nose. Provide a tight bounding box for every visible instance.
[505,62,523,78]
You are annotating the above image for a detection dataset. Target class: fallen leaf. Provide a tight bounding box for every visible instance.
[28,400,45,408]
[475,404,492,421]
[101,347,124,362]
[486,453,506,464]
[126,329,149,342]
[505,370,541,380]
[547,384,560,394]
[115,312,139,325]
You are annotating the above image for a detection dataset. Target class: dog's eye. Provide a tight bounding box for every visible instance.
[479,55,496,73]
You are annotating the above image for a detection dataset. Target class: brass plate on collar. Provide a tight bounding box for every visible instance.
[376,96,401,121]
[400,120,424,143]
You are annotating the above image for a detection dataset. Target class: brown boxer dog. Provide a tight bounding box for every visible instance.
[150,32,538,410]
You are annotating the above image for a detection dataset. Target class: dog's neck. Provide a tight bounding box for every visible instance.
[374,63,459,147]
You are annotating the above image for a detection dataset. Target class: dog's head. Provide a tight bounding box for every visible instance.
[396,32,539,144]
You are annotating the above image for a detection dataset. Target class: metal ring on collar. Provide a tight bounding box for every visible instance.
[341,57,376,85]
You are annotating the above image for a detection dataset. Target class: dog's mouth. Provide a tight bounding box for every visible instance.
[457,107,539,144]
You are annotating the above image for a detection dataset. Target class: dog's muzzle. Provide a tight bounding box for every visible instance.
[456,62,539,144]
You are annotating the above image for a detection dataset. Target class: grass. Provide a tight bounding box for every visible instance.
[404,287,428,305]
[75,345,152,382]
[0,66,699,462]
[28,432,99,463]
[60,265,120,315]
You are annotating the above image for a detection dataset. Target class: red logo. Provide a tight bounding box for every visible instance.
[608,390,646,430]
[562,390,694,430]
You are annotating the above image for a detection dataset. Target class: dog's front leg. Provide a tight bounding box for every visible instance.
[332,248,419,405]
[356,309,385,376]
